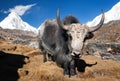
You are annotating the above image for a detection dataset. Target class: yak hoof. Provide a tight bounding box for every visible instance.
[64,75,69,78]
[71,75,77,78]
[48,58,52,61]
[43,59,47,62]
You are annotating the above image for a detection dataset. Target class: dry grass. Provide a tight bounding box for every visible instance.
[0,40,35,54]
[0,40,120,81]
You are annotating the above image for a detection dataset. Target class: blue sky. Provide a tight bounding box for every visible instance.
[0,0,119,28]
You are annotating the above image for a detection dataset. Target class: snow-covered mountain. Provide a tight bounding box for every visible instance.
[0,12,38,34]
[87,1,120,27]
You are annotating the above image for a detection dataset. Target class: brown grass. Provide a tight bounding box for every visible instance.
[0,40,120,81]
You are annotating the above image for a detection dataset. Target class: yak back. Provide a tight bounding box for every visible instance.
[41,19,70,56]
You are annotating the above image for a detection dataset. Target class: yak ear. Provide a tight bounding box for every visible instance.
[56,8,68,30]
[89,9,105,32]
[85,32,94,39]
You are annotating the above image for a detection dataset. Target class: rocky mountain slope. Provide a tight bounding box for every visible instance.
[87,20,120,43]
[0,27,38,48]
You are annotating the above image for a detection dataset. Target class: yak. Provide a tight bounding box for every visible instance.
[38,9,104,77]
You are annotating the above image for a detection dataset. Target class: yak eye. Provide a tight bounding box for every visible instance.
[69,35,72,40]
[63,33,69,41]
[67,32,72,40]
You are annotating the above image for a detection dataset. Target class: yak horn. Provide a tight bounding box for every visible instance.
[56,8,63,27]
[89,10,105,32]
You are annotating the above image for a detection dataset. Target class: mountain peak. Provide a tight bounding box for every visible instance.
[8,12,20,19]
[87,1,120,27]
[0,12,38,34]
[113,1,120,9]
[9,12,18,16]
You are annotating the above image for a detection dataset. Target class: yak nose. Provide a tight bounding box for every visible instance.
[71,51,81,56]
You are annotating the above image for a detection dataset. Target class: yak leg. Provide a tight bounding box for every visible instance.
[39,40,47,62]
[63,62,70,77]
[40,46,47,62]
[48,53,55,61]
[70,60,77,77]
[48,53,52,61]
[43,51,47,62]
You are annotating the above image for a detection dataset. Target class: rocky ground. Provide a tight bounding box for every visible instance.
[83,20,120,61]
[85,42,120,61]
[0,40,120,81]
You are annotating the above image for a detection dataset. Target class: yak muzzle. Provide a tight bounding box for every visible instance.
[71,51,81,57]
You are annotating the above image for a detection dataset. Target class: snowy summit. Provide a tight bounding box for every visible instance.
[0,12,38,34]
[87,1,120,27]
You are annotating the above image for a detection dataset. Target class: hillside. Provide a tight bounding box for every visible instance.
[83,20,120,61]
[0,40,120,81]
[87,20,120,43]
[0,27,38,48]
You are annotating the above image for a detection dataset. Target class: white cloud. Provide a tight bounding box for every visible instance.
[2,4,36,16]
[3,11,8,14]
[0,10,8,14]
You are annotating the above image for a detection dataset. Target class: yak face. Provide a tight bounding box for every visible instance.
[65,24,89,56]
[57,9,104,56]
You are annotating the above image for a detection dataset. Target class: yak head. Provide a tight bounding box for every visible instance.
[56,9,105,56]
